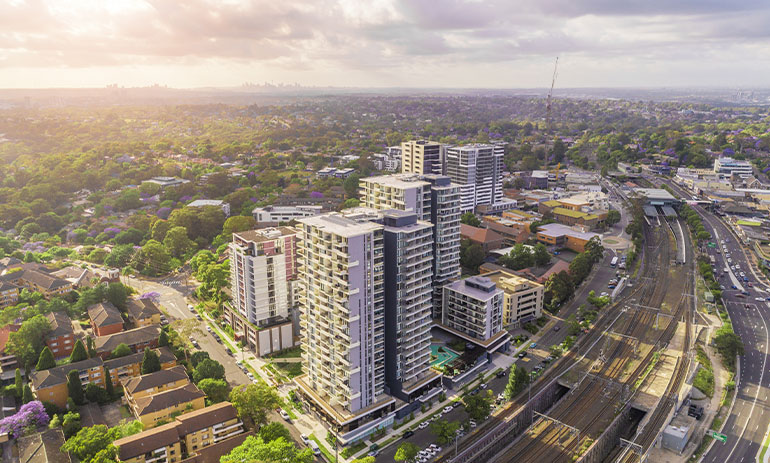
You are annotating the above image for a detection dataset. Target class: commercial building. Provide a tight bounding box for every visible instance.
[535,223,600,253]
[714,157,753,177]
[401,140,444,175]
[481,270,544,328]
[381,211,440,403]
[294,212,395,444]
[441,276,505,345]
[228,227,297,357]
[252,205,323,227]
[114,402,246,463]
[44,311,76,359]
[93,325,161,359]
[633,188,680,208]
[128,383,206,429]
[88,301,124,336]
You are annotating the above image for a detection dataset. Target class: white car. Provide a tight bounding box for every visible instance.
[443,406,454,414]
[300,434,309,444]
[419,421,430,429]
[756,297,764,302]
[279,409,290,421]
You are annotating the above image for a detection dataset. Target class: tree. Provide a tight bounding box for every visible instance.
[460,239,485,272]
[221,435,313,463]
[584,236,605,264]
[70,339,89,363]
[605,210,621,226]
[533,243,551,267]
[504,364,529,400]
[114,228,144,245]
[193,358,225,383]
[14,368,22,398]
[141,348,161,374]
[394,441,420,462]
[222,215,257,236]
[61,425,113,462]
[67,370,85,405]
[104,366,114,397]
[106,282,128,310]
[6,314,51,368]
[258,422,292,443]
[135,240,172,276]
[190,350,211,368]
[61,411,82,438]
[158,330,169,347]
[229,383,282,428]
[460,212,481,227]
[463,392,492,421]
[351,458,376,463]
[499,243,535,270]
[22,384,33,403]
[85,383,110,404]
[111,343,132,359]
[198,378,230,403]
[429,419,461,445]
[86,336,96,358]
[163,226,195,258]
[150,220,171,242]
[342,198,360,208]
[36,346,56,370]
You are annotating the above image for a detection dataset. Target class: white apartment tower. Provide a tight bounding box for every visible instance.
[359,174,461,319]
[229,227,297,325]
[401,140,444,175]
[295,212,392,434]
[445,143,505,212]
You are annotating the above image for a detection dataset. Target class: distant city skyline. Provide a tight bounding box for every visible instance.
[1,0,769,89]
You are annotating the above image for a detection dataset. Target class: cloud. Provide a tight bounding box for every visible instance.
[0,0,769,87]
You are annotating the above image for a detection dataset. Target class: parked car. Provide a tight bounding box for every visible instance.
[279,409,290,421]
[444,406,454,414]
[300,434,309,444]
[496,370,506,378]
[553,326,561,332]
[402,430,415,439]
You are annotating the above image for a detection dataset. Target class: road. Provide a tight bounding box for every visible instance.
[661,179,770,463]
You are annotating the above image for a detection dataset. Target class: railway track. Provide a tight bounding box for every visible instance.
[490,222,680,462]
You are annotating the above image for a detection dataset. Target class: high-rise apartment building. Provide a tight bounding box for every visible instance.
[401,140,444,175]
[294,212,395,442]
[359,175,431,221]
[445,143,504,212]
[381,210,439,402]
[227,228,297,357]
[359,174,461,319]
[422,175,462,318]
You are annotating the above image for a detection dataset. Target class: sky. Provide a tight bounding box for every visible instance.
[1,0,769,89]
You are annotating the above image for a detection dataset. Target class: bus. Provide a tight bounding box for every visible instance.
[610,257,618,268]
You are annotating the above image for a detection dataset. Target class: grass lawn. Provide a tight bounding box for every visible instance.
[309,434,335,462]
[266,346,302,359]
[119,405,132,419]
[275,362,303,378]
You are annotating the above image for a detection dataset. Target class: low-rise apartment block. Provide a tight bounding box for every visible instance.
[88,301,124,336]
[535,223,600,253]
[123,366,190,400]
[114,402,247,463]
[481,270,544,328]
[128,382,206,429]
[44,311,76,359]
[127,298,163,327]
[93,325,161,359]
[0,282,20,308]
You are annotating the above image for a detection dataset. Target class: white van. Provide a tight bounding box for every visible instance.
[308,440,321,456]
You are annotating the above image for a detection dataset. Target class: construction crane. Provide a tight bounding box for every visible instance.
[545,56,559,134]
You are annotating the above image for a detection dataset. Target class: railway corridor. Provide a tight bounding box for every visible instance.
[489,218,694,463]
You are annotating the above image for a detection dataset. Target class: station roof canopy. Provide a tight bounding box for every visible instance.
[662,206,677,217]
[643,206,658,217]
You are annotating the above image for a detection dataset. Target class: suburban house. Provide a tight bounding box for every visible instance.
[123,366,189,400]
[93,325,161,359]
[44,311,76,359]
[113,402,247,463]
[31,347,177,408]
[127,383,206,428]
[460,224,506,253]
[127,298,163,327]
[88,301,124,336]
